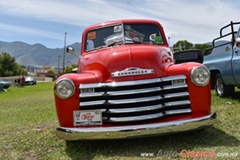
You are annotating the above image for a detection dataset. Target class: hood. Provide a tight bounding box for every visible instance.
[80,45,173,82]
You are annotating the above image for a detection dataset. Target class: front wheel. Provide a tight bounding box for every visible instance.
[214,74,234,97]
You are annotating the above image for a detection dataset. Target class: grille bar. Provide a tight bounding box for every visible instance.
[108,104,163,113]
[164,91,189,99]
[80,92,105,98]
[80,77,162,88]
[163,83,188,90]
[108,108,191,122]
[108,87,162,96]
[108,95,162,104]
[80,87,162,98]
[109,112,164,122]
[165,100,190,107]
[165,108,191,115]
[80,100,105,106]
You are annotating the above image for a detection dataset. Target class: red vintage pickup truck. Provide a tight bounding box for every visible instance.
[54,19,216,140]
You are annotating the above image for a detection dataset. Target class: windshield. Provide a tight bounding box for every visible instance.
[84,23,164,51]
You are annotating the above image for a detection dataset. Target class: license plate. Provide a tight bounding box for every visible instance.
[73,110,102,126]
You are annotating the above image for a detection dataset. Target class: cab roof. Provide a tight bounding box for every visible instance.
[83,19,163,33]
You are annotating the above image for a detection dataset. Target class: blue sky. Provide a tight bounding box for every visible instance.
[0,0,240,49]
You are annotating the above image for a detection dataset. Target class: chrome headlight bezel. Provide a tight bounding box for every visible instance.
[191,66,210,87]
[55,78,75,99]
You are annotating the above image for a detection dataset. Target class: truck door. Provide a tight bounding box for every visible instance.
[231,29,240,86]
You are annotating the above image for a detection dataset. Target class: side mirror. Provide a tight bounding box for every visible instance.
[174,49,203,64]
[66,46,74,54]
[66,46,80,59]
[236,38,240,48]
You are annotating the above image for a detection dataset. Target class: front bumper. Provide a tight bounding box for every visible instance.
[56,113,216,140]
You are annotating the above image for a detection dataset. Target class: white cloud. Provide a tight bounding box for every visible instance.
[0,23,63,40]
[1,0,240,47]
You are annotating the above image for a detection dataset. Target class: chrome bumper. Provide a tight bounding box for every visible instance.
[56,113,216,140]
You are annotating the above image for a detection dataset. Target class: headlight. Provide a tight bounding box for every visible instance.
[191,66,210,86]
[55,78,75,99]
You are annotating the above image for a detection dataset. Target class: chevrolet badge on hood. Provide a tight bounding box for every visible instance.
[111,67,154,77]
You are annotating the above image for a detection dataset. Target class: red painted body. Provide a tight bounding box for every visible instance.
[54,19,212,134]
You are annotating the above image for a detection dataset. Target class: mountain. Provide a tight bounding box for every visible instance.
[0,40,231,67]
[0,41,81,67]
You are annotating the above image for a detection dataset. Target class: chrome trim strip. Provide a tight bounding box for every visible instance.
[165,100,191,107]
[108,104,163,113]
[100,109,107,113]
[79,78,161,89]
[161,75,186,81]
[108,95,162,104]
[56,113,216,140]
[80,100,106,106]
[107,87,162,96]
[165,109,192,115]
[111,68,154,77]
[109,113,163,122]
[80,92,105,98]
[164,91,189,99]
[79,75,187,89]
[163,83,188,90]
[79,88,188,99]
[108,108,191,122]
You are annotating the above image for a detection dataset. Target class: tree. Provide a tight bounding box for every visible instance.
[63,64,78,74]
[173,40,193,51]
[173,40,212,56]
[47,70,57,81]
[0,52,22,77]
[194,43,212,55]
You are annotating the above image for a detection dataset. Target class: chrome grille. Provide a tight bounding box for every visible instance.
[79,75,191,124]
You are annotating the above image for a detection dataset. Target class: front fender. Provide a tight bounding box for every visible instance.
[167,63,211,115]
[54,73,100,127]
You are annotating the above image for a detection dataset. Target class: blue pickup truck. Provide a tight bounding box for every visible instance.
[204,21,240,97]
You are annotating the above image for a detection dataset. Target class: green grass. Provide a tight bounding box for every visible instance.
[0,83,240,160]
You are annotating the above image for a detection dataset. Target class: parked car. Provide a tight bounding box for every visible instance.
[54,19,216,141]
[0,79,12,89]
[24,76,37,85]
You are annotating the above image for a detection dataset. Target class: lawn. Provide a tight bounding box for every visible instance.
[0,82,239,160]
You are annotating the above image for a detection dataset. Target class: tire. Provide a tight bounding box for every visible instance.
[214,73,234,97]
